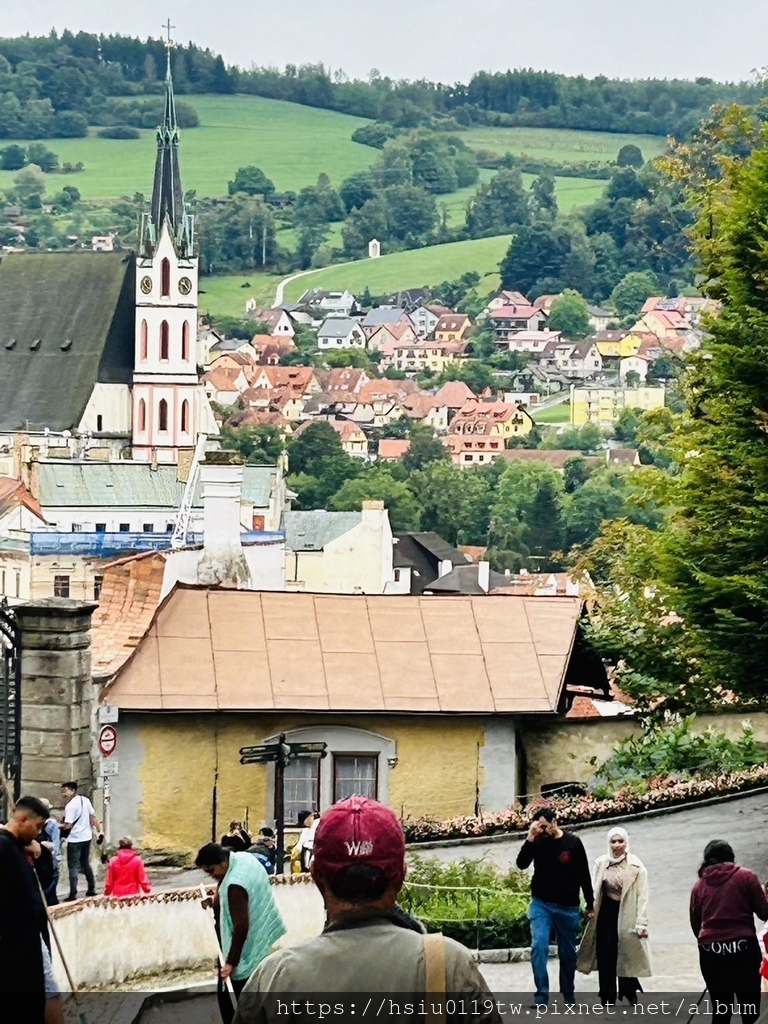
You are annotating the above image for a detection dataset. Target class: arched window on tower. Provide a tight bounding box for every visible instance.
[160,321,169,360]
[181,321,190,361]
[138,398,146,432]
[158,399,169,432]
[161,258,170,297]
[181,399,189,433]
[140,320,148,361]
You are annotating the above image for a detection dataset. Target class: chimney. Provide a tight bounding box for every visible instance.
[478,560,490,593]
[196,457,251,589]
[438,559,452,578]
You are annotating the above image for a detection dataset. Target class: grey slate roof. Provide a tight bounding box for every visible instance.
[37,462,278,509]
[426,563,510,595]
[0,251,135,431]
[283,510,361,551]
[318,317,359,338]
[361,307,406,328]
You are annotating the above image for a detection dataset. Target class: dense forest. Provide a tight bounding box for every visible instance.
[0,29,760,139]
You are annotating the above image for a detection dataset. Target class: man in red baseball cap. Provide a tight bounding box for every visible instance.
[233,796,500,1023]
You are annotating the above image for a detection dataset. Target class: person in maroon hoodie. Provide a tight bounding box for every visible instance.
[104,836,152,898]
[690,840,768,1024]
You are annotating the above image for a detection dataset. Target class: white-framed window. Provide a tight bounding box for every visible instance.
[263,726,396,822]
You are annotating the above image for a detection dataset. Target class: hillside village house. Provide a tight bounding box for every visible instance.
[450,399,535,442]
[297,289,356,315]
[444,433,506,466]
[361,306,415,340]
[316,317,367,350]
[489,304,548,340]
[434,312,472,343]
[498,330,562,355]
[540,340,603,379]
[570,384,666,427]
[96,587,608,855]
[619,353,650,383]
[409,304,450,338]
[481,290,529,317]
[246,306,296,338]
[284,503,393,593]
[388,340,468,375]
[366,322,418,354]
[592,330,640,360]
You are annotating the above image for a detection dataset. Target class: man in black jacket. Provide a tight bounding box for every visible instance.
[0,794,50,1022]
[516,807,594,1007]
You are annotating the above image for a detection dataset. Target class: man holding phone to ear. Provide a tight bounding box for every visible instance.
[60,781,103,901]
[516,807,594,1008]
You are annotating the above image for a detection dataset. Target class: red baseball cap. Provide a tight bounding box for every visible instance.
[312,796,406,888]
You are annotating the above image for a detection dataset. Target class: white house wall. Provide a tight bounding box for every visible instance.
[77,384,132,436]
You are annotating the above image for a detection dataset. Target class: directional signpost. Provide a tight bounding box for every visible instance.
[239,734,327,874]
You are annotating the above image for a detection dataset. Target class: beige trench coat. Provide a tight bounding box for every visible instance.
[577,853,652,978]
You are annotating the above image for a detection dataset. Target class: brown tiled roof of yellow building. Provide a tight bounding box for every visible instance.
[102,587,585,714]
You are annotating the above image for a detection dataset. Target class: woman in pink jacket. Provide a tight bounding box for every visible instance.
[104,837,152,897]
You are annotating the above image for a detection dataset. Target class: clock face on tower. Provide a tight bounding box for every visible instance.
[140,275,152,294]
[178,276,192,295]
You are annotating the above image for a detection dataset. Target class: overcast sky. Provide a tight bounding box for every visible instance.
[6,0,765,84]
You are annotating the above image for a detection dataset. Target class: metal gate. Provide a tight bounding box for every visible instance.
[0,601,21,817]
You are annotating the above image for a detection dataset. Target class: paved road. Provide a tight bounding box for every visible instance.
[132,793,768,1018]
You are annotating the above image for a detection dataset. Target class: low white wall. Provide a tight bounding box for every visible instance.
[49,877,325,989]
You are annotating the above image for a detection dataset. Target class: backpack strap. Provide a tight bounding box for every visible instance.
[424,932,446,1024]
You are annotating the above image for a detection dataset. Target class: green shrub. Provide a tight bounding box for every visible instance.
[400,856,531,948]
[98,125,140,140]
[593,714,767,794]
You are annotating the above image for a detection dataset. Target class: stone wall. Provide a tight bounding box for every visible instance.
[16,599,97,808]
[48,877,324,989]
[522,709,768,797]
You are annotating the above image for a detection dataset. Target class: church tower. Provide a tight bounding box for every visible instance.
[132,40,206,463]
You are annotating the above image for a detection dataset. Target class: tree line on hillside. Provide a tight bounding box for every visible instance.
[0,31,760,141]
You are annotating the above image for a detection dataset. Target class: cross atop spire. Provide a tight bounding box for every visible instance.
[162,18,175,47]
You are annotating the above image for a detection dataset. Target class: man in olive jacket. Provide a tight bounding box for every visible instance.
[233,797,501,1024]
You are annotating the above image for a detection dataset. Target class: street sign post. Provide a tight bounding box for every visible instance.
[97,725,118,757]
[239,734,327,874]
[100,759,119,777]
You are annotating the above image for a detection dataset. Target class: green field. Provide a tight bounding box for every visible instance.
[531,402,571,424]
[198,272,283,319]
[282,235,512,303]
[460,126,668,165]
[0,94,374,200]
[0,93,652,207]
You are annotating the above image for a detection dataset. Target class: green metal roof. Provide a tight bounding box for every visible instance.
[283,510,361,551]
[37,462,280,510]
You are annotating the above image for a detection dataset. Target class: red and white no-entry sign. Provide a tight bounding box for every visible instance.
[98,725,118,757]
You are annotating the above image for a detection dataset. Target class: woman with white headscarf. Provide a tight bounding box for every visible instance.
[577,827,651,1005]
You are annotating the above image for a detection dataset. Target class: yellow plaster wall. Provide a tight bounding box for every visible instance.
[135,713,485,855]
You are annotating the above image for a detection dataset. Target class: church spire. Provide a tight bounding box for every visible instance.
[140,23,194,258]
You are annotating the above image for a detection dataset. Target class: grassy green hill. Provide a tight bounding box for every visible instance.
[0,94,656,207]
[0,95,375,199]
[199,235,514,318]
[459,125,667,164]
[283,235,513,302]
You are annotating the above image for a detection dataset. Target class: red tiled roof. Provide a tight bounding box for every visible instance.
[91,550,166,680]
[432,380,476,408]
[378,439,411,460]
[0,476,45,520]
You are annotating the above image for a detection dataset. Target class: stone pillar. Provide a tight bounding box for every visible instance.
[14,598,97,807]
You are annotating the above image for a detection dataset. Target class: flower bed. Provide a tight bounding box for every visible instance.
[403,765,768,843]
